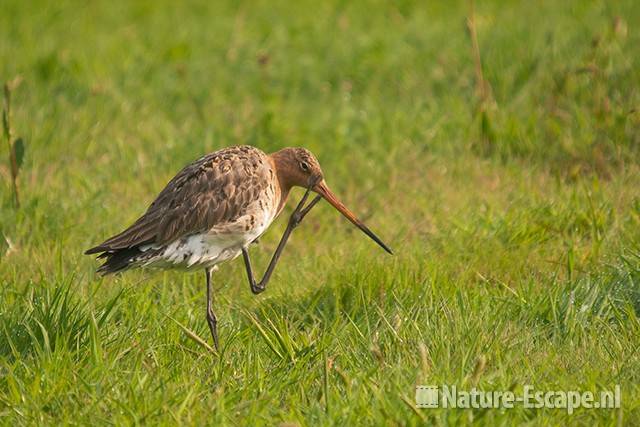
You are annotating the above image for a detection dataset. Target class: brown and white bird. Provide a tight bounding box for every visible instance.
[85,145,392,350]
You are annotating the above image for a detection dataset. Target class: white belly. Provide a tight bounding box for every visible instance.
[138,206,275,270]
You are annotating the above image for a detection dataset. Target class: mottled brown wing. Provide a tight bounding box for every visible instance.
[85,146,272,254]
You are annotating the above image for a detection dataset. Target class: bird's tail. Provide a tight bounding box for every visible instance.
[90,246,161,275]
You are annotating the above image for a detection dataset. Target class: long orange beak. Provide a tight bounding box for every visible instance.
[313,180,393,254]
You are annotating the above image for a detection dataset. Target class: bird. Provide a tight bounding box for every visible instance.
[85,145,392,350]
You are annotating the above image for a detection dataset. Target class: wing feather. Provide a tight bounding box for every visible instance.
[85,146,273,254]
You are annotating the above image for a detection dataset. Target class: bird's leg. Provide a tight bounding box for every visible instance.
[290,193,323,229]
[205,267,219,351]
[243,187,322,295]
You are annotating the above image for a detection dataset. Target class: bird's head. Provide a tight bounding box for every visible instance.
[271,147,324,189]
[270,147,393,255]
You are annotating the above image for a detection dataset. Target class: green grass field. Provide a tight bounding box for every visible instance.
[1,0,640,424]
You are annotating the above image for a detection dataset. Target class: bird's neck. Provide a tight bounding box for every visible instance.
[269,151,295,215]
[270,150,296,194]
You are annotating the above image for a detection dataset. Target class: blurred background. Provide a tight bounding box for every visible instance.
[1,0,638,267]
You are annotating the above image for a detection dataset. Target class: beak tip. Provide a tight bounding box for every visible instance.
[317,182,393,256]
[373,238,393,255]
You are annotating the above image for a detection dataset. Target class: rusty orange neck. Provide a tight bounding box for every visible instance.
[270,150,296,190]
[269,150,295,215]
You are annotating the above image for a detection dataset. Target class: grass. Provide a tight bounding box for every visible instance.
[1,0,640,424]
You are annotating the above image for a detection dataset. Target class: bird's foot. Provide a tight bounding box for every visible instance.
[289,195,322,229]
[289,210,303,228]
[250,283,266,294]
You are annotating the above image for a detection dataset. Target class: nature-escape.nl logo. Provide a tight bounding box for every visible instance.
[415,385,621,415]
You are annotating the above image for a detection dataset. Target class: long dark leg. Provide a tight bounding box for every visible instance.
[205,267,219,350]
[243,187,322,294]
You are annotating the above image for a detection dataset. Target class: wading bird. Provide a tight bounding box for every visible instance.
[85,145,392,350]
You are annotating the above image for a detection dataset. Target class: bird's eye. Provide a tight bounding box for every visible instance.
[300,162,309,172]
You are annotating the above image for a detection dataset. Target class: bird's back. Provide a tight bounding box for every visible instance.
[85,145,282,273]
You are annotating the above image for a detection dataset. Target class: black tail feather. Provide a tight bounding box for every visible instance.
[95,247,144,275]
